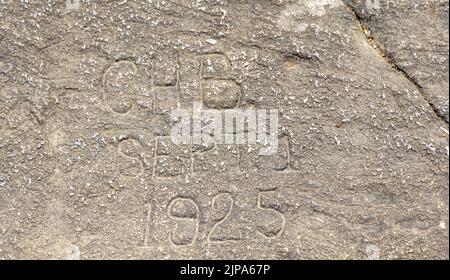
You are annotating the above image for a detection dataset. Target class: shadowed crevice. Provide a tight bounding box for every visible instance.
[341,0,449,124]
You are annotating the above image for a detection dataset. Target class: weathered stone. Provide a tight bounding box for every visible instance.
[0,0,448,260]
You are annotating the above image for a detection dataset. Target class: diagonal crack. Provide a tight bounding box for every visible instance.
[341,0,449,125]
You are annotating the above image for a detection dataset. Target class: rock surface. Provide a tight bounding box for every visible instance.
[0,0,448,259]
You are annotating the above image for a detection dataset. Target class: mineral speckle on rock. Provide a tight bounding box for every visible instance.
[0,0,448,260]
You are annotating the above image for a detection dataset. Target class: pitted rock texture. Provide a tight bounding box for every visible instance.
[0,0,448,259]
[344,0,449,122]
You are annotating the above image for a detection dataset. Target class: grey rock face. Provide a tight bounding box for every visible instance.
[0,0,448,259]
[345,0,449,122]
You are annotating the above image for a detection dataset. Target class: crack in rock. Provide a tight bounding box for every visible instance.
[341,0,449,125]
